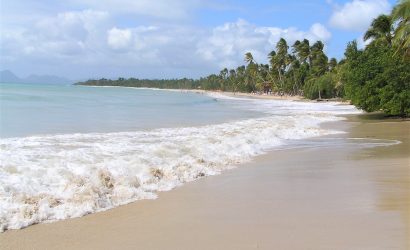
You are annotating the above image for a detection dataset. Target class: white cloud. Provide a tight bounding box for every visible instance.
[310,23,332,41]
[197,19,332,69]
[13,10,109,57]
[196,19,265,68]
[1,9,332,78]
[329,0,391,31]
[107,28,132,50]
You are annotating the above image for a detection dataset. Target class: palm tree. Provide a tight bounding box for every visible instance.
[228,69,237,93]
[219,68,228,90]
[292,39,310,64]
[267,51,280,92]
[255,64,269,92]
[236,66,246,91]
[364,14,393,45]
[272,38,289,94]
[309,41,329,99]
[310,41,328,77]
[268,50,276,61]
[288,55,302,95]
[244,52,258,92]
[276,38,289,64]
[391,0,410,57]
[292,40,301,53]
[244,52,254,64]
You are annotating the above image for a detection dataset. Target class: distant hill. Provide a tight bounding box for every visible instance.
[0,70,73,84]
[0,70,21,83]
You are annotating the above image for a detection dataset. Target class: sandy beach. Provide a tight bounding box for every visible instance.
[2,0,409,248]
[174,89,306,101]
[1,111,409,249]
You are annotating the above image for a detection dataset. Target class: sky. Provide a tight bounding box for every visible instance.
[0,0,396,80]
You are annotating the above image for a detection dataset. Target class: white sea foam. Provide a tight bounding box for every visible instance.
[0,98,360,231]
[205,92,362,116]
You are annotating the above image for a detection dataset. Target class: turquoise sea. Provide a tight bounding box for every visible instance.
[0,83,261,138]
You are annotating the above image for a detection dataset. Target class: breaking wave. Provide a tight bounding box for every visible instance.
[0,96,360,231]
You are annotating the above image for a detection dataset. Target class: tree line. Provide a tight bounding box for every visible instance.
[77,0,409,117]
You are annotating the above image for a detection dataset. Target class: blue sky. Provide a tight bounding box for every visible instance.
[0,0,396,80]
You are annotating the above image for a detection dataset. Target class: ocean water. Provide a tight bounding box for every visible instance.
[0,83,261,138]
[0,83,362,231]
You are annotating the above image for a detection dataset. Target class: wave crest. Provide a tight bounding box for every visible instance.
[0,114,344,231]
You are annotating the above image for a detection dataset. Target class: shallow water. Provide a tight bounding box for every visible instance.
[0,83,264,138]
[0,83,364,231]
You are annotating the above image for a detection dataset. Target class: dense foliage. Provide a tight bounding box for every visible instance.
[341,0,410,117]
[342,41,410,116]
[77,78,201,89]
[77,0,410,117]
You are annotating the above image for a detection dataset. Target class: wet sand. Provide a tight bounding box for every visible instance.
[1,115,409,249]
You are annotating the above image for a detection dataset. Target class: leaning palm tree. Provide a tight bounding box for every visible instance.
[219,68,228,90]
[300,39,311,65]
[391,0,410,57]
[228,69,237,93]
[244,52,258,92]
[244,52,254,64]
[364,14,393,45]
[269,51,283,92]
[276,38,289,65]
[273,38,289,94]
[267,50,280,91]
[268,50,276,61]
[310,41,328,77]
[292,39,310,64]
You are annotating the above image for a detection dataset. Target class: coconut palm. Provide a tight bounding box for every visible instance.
[287,55,302,95]
[266,51,280,92]
[244,52,254,64]
[244,52,258,91]
[276,38,289,66]
[364,14,393,45]
[228,69,237,93]
[268,50,276,61]
[310,41,328,77]
[391,0,410,57]
[271,38,290,94]
[219,68,228,90]
[292,39,310,64]
[236,65,246,91]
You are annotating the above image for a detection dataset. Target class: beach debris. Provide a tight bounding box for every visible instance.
[196,172,206,178]
[99,170,115,189]
[150,168,164,180]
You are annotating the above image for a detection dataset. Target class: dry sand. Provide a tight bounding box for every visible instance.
[1,115,409,250]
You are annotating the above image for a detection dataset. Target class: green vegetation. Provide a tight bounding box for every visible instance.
[342,0,410,117]
[76,78,201,90]
[77,0,410,117]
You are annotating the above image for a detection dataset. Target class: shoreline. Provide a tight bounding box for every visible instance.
[179,89,306,101]
[1,113,409,249]
[1,89,359,232]
[77,85,340,103]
